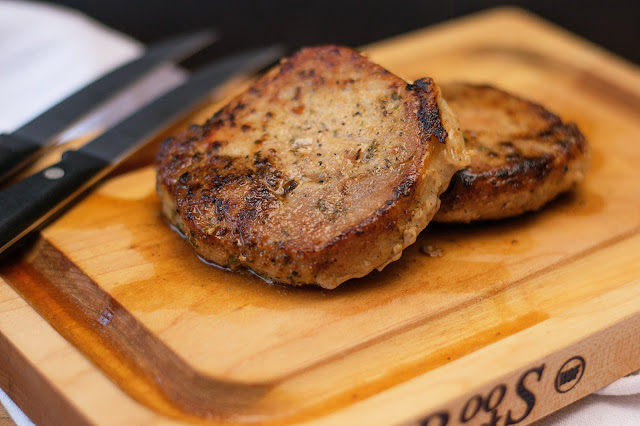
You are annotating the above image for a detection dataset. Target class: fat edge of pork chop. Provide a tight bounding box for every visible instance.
[156,46,469,289]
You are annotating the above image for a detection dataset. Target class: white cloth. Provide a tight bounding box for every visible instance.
[596,370,640,397]
[0,1,638,425]
[0,0,186,139]
[0,0,140,133]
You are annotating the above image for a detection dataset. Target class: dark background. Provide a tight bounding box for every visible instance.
[48,0,639,66]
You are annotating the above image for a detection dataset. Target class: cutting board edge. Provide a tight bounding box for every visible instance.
[3,275,639,426]
[304,277,640,426]
[0,278,164,426]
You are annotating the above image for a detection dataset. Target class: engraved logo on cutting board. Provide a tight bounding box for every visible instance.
[418,354,588,425]
[554,356,586,393]
[418,364,546,426]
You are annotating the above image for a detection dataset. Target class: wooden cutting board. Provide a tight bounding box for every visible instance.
[1,7,640,426]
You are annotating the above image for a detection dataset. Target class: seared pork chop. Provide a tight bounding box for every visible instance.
[156,46,469,289]
[435,82,590,222]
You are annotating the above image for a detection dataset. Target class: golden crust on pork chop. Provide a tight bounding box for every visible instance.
[435,82,590,223]
[155,46,469,288]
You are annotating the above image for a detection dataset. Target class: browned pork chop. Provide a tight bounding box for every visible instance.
[156,46,469,289]
[435,82,590,223]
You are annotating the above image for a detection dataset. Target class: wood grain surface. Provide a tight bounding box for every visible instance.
[1,7,639,426]
[0,404,15,426]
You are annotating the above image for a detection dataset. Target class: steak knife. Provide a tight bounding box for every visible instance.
[0,28,216,183]
[0,45,284,255]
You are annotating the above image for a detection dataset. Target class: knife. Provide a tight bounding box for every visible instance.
[0,45,284,255]
[0,28,217,183]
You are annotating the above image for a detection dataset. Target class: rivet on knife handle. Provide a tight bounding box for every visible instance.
[0,151,109,254]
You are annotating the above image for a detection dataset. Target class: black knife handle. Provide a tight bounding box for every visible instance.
[0,133,44,183]
[0,150,109,253]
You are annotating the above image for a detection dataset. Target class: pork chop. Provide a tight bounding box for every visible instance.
[435,82,590,223]
[155,46,469,288]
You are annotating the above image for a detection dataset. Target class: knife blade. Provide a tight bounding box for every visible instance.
[0,45,284,255]
[0,28,217,183]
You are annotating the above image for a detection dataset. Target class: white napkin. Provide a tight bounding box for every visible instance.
[0,0,186,139]
[0,0,140,133]
[596,370,640,397]
[0,1,638,425]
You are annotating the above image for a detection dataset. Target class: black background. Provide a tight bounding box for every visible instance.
[48,0,639,66]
